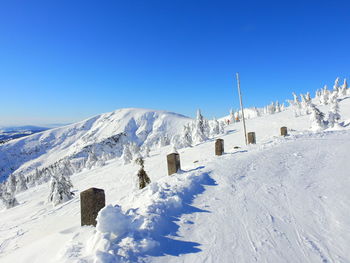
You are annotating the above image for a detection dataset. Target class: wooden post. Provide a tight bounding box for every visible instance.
[280,126,288,136]
[80,188,105,226]
[247,132,256,144]
[167,153,181,175]
[215,139,224,156]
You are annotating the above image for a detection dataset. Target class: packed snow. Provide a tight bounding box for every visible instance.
[1,80,350,262]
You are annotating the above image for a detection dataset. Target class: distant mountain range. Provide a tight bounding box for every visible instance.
[0,126,50,142]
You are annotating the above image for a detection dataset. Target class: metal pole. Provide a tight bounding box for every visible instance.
[236,73,248,145]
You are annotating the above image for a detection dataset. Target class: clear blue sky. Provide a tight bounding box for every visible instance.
[0,0,349,126]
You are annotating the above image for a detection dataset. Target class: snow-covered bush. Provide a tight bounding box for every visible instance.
[48,174,74,206]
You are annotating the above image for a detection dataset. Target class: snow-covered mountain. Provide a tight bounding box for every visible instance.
[1,82,350,263]
[0,108,191,183]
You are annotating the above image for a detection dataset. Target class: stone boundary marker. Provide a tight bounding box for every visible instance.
[167,153,181,175]
[247,132,256,144]
[280,126,288,136]
[215,139,224,156]
[80,187,105,227]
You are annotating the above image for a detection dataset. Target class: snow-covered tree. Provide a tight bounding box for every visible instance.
[48,174,74,206]
[341,78,348,96]
[300,94,311,115]
[6,174,17,194]
[142,145,150,158]
[320,85,329,105]
[333,77,340,93]
[275,101,281,113]
[219,121,225,134]
[0,190,19,209]
[267,102,275,114]
[192,109,208,143]
[135,157,151,190]
[86,151,98,169]
[16,173,28,193]
[328,99,341,128]
[182,123,193,147]
[309,104,327,130]
[121,144,133,165]
[210,118,220,137]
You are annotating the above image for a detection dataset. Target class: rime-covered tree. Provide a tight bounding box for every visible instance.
[219,121,225,134]
[16,173,28,193]
[0,190,19,209]
[341,78,348,96]
[328,99,341,128]
[320,85,329,105]
[210,117,220,136]
[121,144,133,164]
[309,104,326,130]
[48,174,74,206]
[142,145,150,158]
[135,157,151,189]
[182,123,193,147]
[193,109,208,143]
[275,101,281,113]
[333,77,340,92]
[267,102,275,114]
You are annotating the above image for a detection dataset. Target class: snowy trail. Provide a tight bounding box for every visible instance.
[148,131,350,263]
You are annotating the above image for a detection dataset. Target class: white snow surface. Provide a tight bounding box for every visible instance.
[1,99,350,262]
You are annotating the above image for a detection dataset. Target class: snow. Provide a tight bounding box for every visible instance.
[1,93,350,262]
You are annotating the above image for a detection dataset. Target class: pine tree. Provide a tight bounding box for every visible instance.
[193,109,208,143]
[328,99,341,128]
[210,118,220,136]
[48,174,74,206]
[320,85,329,105]
[333,77,340,92]
[121,144,133,164]
[135,157,151,189]
[341,78,348,96]
[0,190,19,209]
[142,145,150,158]
[275,101,281,113]
[310,104,326,130]
[182,123,193,147]
[16,173,28,193]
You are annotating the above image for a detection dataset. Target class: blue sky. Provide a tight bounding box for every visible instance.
[0,0,349,126]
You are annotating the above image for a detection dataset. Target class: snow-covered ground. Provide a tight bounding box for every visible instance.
[1,96,350,262]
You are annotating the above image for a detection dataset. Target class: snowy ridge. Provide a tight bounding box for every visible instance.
[0,108,191,183]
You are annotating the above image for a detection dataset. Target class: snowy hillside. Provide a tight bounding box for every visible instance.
[0,108,191,183]
[1,82,350,262]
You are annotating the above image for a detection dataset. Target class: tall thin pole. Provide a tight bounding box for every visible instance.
[236,73,248,145]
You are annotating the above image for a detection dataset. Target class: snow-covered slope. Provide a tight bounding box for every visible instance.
[0,108,191,183]
[1,95,350,262]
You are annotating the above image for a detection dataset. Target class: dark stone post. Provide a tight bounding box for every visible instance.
[215,139,224,156]
[167,153,181,175]
[280,126,288,136]
[247,132,256,144]
[80,187,105,227]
